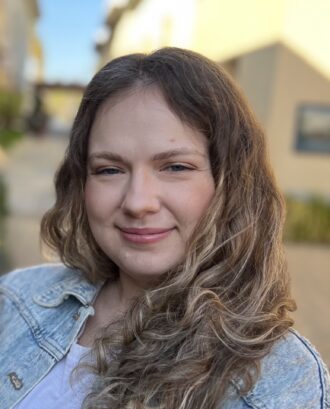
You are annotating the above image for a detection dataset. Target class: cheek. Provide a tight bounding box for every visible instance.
[191,176,215,211]
[84,181,112,221]
[174,178,215,230]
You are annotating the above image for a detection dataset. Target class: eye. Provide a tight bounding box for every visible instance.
[92,167,123,175]
[164,164,194,172]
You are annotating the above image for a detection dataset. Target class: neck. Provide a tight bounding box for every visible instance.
[96,272,145,320]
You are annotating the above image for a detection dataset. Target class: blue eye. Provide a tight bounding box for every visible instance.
[166,164,192,172]
[94,168,122,175]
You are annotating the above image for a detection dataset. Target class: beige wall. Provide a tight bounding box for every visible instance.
[225,43,330,197]
[0,0,41,90]
[103,0,330,79]
[192,0,283,62]
[102,0,196,63]
[192,0,330,79]
[267,45,330,196]
[233,45,277,126]
[42,87,84,134]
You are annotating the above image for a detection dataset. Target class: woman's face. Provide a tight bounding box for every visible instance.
[85,87,215,287]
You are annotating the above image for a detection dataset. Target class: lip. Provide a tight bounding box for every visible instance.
[118,227,174,244]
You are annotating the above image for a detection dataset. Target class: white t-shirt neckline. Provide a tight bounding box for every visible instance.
[15,342,95,409]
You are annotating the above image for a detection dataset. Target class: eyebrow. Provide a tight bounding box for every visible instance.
[88,148,207,164]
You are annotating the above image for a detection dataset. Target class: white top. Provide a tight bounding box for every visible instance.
[15,343,95,409]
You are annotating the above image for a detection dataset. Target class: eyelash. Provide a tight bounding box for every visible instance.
[91,168,123,175]
[90,164,194,175]
[163,164,193,172]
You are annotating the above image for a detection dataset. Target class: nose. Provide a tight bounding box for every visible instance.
[121,169,161,218]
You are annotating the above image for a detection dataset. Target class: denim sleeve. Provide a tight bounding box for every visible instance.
[240,329,330,409]
[323,356,330,408]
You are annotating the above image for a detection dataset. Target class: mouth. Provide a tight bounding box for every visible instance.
[118,227,175,244]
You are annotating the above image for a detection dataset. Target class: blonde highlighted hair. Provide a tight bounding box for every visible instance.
[41,47,295,408]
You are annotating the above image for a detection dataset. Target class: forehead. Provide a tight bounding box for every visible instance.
[88,86,209,156]
[94,85,171,123]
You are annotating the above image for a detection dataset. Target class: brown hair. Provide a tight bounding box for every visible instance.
[41,47,295,408]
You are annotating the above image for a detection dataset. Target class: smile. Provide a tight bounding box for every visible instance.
[118,227,174,244]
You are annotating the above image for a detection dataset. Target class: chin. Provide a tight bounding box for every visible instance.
[121,263,175,278]
[116,255,183,283]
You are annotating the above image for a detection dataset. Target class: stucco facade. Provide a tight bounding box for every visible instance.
[228,43,330,197]
[0,0,42,90]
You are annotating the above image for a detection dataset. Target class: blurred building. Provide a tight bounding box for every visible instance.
[96,0,330,199]
[0,0,43,91]
[37,82,85,135]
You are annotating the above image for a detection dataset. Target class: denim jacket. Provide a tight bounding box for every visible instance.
[0,264,329,409]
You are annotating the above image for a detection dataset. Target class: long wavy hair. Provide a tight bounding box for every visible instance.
[41,47,295,408]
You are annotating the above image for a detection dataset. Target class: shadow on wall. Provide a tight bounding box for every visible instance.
[0,174,10,273]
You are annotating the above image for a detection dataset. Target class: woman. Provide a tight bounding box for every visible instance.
[0,47,329,409]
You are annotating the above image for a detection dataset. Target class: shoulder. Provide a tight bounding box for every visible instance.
[0,263,78,298]
[0,263,100,313]
[241,329,330,408]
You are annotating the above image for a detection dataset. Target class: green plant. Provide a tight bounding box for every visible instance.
[0,89,23,149]
[0,129,23,149]
[284,195,330,244]
[0,90,22,129]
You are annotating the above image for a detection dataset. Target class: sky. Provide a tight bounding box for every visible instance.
[37,0,108,85]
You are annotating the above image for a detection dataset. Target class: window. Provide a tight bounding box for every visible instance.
[295,104,330,154]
